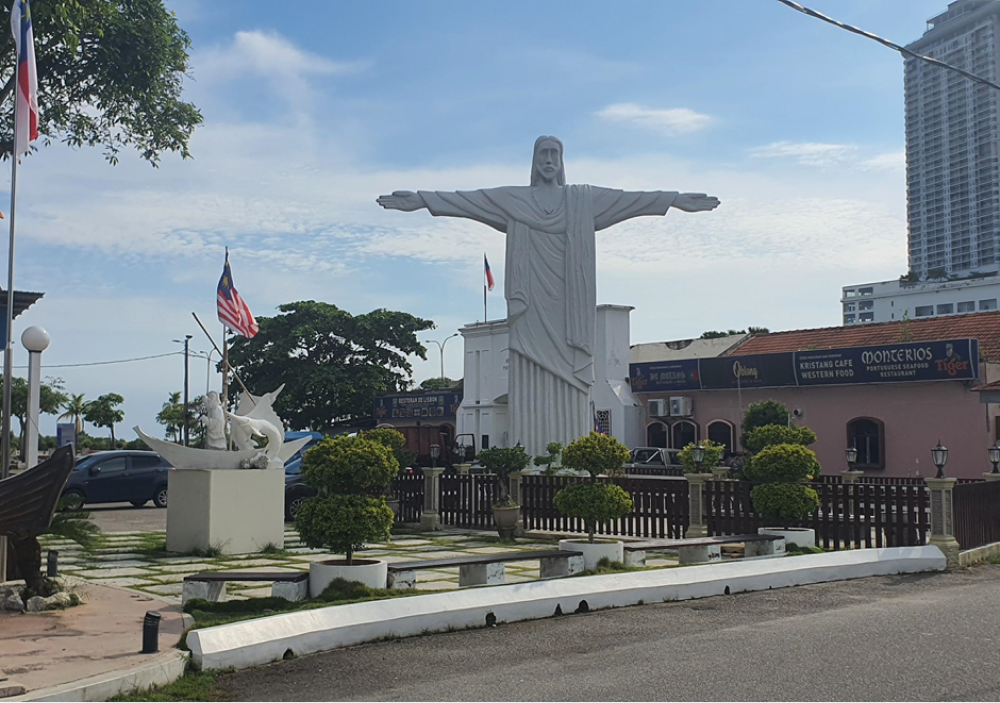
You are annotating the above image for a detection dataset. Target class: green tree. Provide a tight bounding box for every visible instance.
[1,375,68,461]
[227,301,434,432]
[361,427,416,471]
[295,435,396,565]
[155,391,183,442]
[0,0,201,163]
[555,433,634,543]
[418,377,454,390]
[678,440,726,474]
[476,446,531,505]
[58,393,87,433]
[82,393,124,448]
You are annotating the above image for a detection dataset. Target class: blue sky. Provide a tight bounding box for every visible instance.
[5,0,951,438]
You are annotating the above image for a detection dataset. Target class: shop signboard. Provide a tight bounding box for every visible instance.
[795,339,979,386]
[374,392,462,421]
[699,353,797,390]
[629,359,700,393]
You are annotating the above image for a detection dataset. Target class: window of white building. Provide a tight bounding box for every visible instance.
[937,303,954,314]
[916,305,934,317]
[981,299,998,311]
[958,301,976,313]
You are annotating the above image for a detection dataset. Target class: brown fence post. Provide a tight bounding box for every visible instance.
[685,472,712,538]
[925,477,960,568]
[420,467,445,531]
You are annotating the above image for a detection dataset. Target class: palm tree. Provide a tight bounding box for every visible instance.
[155,391,183,443]
[58,393,87,434]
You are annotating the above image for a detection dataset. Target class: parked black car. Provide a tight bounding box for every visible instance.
[60,451,174,510]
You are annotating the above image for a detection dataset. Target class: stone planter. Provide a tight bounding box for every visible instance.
[309,559,388,595]
[758,527,816,549]
[559,538,623,569]
[493,505,520,541]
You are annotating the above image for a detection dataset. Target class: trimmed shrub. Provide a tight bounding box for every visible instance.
[554,482,633,543]
[296,435,397,564]
[751,483,820,527]
[743,425,817,454]
[361,427,416,470]
[743,443,821,484]
[476,446,532,505]
[677,440,726,474]
[740,399,789,448]
[561,432,630,479]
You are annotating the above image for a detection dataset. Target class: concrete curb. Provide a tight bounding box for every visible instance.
[6,649,188,702]
[189,546,946,670]
[959,540,1000,567]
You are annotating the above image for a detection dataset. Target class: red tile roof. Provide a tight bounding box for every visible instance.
[729,310,1000,361]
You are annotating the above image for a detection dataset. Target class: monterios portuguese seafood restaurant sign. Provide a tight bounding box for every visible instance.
[630,339,980,393]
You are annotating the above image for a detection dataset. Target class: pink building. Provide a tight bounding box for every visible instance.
[630,311,1000,480]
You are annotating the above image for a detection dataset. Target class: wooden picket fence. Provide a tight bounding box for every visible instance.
[439,473,502,529]
[392,471,425,524]
[954,479,1000,550]
[521,475,689,539]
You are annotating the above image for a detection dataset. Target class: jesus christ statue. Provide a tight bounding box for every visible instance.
[377,136,720,458]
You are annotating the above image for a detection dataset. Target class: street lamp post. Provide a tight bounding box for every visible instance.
[425,333,460,381]
[989,444,1000,474]
[21,326,49,469]
[173,335,193,447]
[196,348,220,396]
[931,440,949,479]
[690,442,706,472]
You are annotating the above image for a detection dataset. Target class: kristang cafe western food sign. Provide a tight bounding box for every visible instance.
[629,339,980,393]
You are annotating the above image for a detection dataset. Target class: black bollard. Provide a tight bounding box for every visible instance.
[141,611,162,654]
[46,550,58,578]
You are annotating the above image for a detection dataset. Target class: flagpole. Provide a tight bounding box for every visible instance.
[483,280,487,322]
[222,324,230,449]
[0,53,21,582]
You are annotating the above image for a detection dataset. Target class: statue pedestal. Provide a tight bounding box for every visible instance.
[166,469,285,555]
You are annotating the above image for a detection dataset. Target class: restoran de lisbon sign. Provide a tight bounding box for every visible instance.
[629,338,980,393]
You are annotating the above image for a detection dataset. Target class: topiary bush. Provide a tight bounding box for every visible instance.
[553,482,633,544]
[476,446,532,505]
[677,440,726,474]
[744,443,822,529]
[362,427,416,470]
[739,399,790,448]
[561,432,630,479]
[743,425,817,454]
[295,435,398,564]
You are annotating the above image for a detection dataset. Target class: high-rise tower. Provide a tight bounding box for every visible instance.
[905,0,1000,277]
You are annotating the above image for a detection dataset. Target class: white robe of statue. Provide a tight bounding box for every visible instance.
[378,136,719,458]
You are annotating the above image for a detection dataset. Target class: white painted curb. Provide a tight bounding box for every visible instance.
[188,546,945,671]
[7,650,187,702]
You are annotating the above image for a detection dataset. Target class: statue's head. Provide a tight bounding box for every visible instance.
[207,390,220,403]
[531,135,565,186]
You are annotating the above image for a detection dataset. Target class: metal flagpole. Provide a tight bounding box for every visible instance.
[221,324,230,449]
[483,280,487,322]
[0,53,22,583]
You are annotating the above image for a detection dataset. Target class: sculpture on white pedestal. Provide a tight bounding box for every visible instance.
[135,385,304,470]
[198,391,228,451]
[377,136,720,457]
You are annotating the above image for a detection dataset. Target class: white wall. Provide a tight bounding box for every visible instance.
[841,277,1000,325]
[457,320,509,451]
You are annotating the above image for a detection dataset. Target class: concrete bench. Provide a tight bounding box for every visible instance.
[386,549,585,589]
[182,571,309,605]
[623,534,786,566]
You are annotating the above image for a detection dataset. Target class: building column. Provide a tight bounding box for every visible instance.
[685,473,712,538]
[420,467,445,531]
[983,473,1000,483]
[841,470,865,484]
[925,477,960,568]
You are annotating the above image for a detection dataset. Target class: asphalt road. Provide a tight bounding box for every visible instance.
[83,503,168,533]
[220,565,1000,702]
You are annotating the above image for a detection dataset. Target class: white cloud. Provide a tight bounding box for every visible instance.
[596,103,713,136]
[749,141,857,167]
[861,150,906,172]
[193,30,369,102]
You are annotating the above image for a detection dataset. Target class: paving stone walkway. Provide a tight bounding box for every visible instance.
[38,529,679,602]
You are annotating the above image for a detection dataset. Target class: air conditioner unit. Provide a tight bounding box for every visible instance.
[669,396,693,417]
[648,399,669,417]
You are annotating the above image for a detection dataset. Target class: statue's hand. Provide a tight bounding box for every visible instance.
[376,190,425,212]
[674,193,720,213]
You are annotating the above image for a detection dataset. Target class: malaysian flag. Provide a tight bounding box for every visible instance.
[217,251,258,338]
[484,254,495,291]
[10,0,38,157]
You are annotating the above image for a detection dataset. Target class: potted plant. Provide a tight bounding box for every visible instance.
[554,432,633,567]
[296,435,397,592]
[476,446,531,540]
[743,441,822,548]
[361,427,416,517]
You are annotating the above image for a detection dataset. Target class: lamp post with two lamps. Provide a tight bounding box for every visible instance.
[425,333,460,382]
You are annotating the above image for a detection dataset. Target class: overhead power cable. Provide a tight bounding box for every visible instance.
[12,350,185,370]
[775,0,1000,92]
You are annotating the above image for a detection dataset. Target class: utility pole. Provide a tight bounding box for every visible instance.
[183,334,191,446]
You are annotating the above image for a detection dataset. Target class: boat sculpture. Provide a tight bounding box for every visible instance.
[134,386,310,470]
[0,445,75,536]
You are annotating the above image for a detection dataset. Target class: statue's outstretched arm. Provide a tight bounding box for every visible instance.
[376,190,426,212]
[673,193,720,213]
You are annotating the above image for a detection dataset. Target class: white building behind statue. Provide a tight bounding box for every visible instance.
[457,305,642,454]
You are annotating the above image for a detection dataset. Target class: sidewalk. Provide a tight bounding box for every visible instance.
[0,579,187,700]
